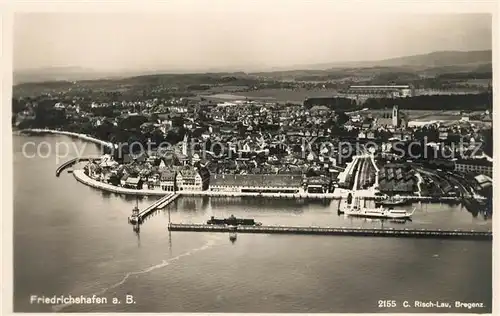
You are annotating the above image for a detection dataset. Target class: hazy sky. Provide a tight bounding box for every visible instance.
[13,5,492,72]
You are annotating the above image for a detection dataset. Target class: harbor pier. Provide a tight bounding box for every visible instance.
[133,193,180,224]
[168,224,492,241]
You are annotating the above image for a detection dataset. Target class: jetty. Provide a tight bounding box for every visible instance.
[134,193,180,223]
[168,224,492,241]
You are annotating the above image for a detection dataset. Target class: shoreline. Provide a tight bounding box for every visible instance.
[73,169,462,202]
[19,128,115,149]
[72,169,335,199]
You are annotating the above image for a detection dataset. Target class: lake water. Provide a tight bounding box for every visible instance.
[13,134,492,313]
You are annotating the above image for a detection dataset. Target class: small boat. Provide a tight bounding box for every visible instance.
[67,169,73,173]
[207,215,262,226]
[229,232,237,242]
[340,205,416,220]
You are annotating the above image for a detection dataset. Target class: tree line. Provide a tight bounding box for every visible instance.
[363,92,492,111]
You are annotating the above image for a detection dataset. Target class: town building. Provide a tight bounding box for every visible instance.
[305,176,331,193]
[209,174,304,194]
[454,159,493,176]
[342,85,414,103]
[378,164,416,194]
[123,176,141,189]
[474,174,492,190]
[160,169,176,191]
[176,167,203,191]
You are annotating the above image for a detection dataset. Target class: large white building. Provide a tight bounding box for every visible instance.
[343,85,414,102]
[454,159,493,176]
[176,168,203,191]
[209,174,304,194]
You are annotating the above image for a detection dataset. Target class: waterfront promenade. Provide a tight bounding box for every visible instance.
[73,168,463,202]
[168,223,492,241]
[181,190,335,199]
[72,169,337,199]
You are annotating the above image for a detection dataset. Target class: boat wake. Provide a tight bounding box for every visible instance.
[52,235,222,312]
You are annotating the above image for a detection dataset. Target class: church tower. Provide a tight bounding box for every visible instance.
[182,133,188,156]
[392,105,399,127]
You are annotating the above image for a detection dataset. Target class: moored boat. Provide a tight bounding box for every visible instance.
[377,194,409,206]
[207,214,262,226]
[340,205,415,219]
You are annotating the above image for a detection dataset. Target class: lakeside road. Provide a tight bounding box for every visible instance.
[72,169,461,202]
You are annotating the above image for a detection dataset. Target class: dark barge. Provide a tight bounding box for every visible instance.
[207,215,262,226]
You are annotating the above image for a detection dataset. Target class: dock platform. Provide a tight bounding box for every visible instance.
[168,224,492,241]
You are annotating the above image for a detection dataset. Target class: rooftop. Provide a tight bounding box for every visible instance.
[178,168,199,178]
[474,174,492,184]
[126,177,140,185]
[160,170,176,181]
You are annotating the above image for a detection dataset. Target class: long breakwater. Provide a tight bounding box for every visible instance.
[168,224,492,241]
[20,129,115,148]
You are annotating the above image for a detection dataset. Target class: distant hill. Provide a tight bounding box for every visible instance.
[14,67,114,85]
[368,50,492,68]
[272,50,492,71]
[13,50,492,84]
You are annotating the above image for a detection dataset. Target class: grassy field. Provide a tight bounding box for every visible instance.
[363,109,469,121]
[406,110,486,121]
[363,109,443,119]
[207,85,250,93]
[231,88,339,103]
[406,110,461,120]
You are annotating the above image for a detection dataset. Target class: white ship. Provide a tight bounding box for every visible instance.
[341,205,416,219]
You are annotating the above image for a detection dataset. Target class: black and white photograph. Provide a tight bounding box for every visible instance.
[5,1,496,313]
